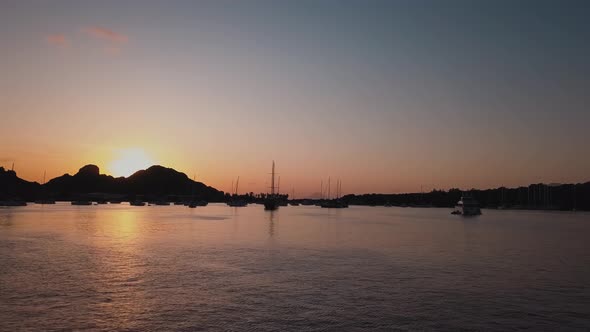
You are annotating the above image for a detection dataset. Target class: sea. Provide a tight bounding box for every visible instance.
[1,203,589,331]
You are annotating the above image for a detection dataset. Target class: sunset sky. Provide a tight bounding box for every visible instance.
[1,0,589,196]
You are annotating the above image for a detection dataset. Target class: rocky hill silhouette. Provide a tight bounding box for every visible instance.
[1,164,224,201]
[0,167,40,200]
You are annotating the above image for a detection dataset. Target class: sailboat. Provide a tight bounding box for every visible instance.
[187,174,208,208]
[314,180,325,206]
[35,170,56,204]
[289,188,299,206]
[277,176,287,206]
[320,179,348,208]
[188,174,198,208]
[227,176,248,207]
[264,161,279,210]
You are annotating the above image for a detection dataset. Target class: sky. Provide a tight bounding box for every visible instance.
[1,0,589,196]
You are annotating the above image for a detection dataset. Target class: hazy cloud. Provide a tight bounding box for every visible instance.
[45,27,128,54]
[46,34,69,47]
[84,26,128,44]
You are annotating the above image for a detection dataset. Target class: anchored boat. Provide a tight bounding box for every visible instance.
[452,194,482,216]
[264,161,279,211]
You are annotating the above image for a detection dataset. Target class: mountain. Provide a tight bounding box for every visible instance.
[45,165,120,196]
[4,164,224,202]
[124,165,222,199]
[0,167,41,200]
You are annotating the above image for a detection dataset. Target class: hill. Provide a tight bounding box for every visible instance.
[3,164,224,202]
[0,167,41,200]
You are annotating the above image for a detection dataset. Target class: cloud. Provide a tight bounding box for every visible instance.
[46,34,69,47]
[44,26,128,55]
[84,26,128,44]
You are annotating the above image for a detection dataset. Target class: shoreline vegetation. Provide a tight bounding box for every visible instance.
[1,165,588,211]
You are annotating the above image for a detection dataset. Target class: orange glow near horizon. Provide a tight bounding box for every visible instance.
[108,148,155,178]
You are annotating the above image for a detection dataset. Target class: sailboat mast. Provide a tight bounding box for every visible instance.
[328,177,331,200]
[236,176,240,195]
[320,180,323,199]
[270,161,275,195]
[278,176,281,195]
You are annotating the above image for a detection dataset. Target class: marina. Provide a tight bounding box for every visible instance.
[1,1,589,330]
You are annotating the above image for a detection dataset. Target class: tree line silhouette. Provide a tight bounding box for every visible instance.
[342,183,589,210]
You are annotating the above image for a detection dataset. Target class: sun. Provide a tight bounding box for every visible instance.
[108,148,155,177]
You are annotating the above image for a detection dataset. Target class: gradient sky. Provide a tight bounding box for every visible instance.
[1,0,589,196]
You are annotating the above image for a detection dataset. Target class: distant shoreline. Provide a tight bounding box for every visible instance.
[1,165,588,211]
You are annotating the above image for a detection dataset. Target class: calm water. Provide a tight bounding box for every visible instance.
[1,203,589,331]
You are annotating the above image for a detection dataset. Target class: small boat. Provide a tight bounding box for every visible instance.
[109,200,122,204]
[264,198,278,210]
[0,200,28,206]
[35,199,56,205]
[227,199,248,207]
[320,200,348,208]
[154,201,170,206]
[452,194,482,216]
[188,200,208,207]
[71,201,92,206]
[130,201,146,206]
